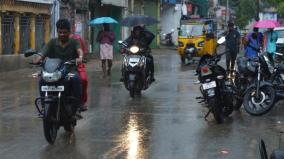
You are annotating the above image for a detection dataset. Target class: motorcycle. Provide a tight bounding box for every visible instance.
[196,37,235,123]
[118,41,153,98]
[161,29,174,46]
[242,51,276,116]
[24,50,81,144]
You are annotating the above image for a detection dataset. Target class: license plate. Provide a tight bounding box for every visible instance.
[202,81,216,90]
[41,86,64,92]
[129,57,140,63]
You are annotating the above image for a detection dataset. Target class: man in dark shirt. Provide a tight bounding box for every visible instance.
[33,19,84,112]
[225,22,240,76]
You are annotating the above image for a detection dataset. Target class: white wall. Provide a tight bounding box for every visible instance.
[160,4,182,45]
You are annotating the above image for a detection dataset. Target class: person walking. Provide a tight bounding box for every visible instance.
[264,28,278,65]
[96,23,115,78]
[225,22,241,76]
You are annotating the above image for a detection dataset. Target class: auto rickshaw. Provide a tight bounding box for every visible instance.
[177,18,217,64]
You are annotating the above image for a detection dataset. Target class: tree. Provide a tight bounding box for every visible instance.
[267,0,284,18]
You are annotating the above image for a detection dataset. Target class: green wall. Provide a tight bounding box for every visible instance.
[144,0,159,48]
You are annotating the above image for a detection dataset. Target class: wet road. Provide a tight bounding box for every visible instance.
[1,49,284,159]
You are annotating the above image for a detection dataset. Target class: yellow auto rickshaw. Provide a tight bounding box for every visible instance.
[177,19,217,64]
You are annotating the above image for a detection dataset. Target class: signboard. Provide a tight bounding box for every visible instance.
[16,0,53,4]
[101,0,127,7]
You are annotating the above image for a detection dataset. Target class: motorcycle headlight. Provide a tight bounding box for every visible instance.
[42,71,62,82]
[130,46,139,54]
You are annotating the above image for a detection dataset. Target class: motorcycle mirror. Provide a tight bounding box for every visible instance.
[24,49,37,57]
[217,36,226,45]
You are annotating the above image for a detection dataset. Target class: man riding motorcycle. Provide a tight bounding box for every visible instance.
[121,25,155,81]
[33,19,84,116]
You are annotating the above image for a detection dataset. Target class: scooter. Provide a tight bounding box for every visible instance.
[118,41,153,98]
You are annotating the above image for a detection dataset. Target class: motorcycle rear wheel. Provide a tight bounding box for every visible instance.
[208,98,223,124]
[43,103,58,144]
[243,85,276,116]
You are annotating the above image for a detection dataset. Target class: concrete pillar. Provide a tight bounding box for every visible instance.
[157,0,160,48]
[14,13,20,54]
[44,15,50,45]
[0,14,2,55]
[30,15,36,50]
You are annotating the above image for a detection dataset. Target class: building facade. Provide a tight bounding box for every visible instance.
[0,0,52,55]
[59,0,90,52]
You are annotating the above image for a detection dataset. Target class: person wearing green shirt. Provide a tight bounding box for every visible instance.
[33,19,84,112]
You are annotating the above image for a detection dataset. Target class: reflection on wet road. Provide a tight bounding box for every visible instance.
[1,49,284,159]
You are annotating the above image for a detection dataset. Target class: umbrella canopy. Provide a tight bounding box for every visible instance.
[121,15,158,27]
[89,17,118,25]
[253,20,281,28]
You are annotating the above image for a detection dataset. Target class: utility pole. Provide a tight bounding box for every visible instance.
[256,0,260,21]
[51,0,60,38]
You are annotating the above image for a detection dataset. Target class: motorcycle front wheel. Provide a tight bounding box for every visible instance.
[129,81,135,98]
[43,103,58,144]
[243,85,276,116]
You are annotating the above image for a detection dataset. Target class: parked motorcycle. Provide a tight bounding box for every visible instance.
[196,37,235,123]
[242,52,276,116]
[161,29,174,46]
[24,50,81,144]
[118,41,153,98]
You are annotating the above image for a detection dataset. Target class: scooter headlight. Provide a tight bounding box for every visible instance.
[42,70,62,82]
[129,46,139,54]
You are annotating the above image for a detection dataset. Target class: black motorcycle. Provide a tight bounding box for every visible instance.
[161,29,174,46]
[118,41,153,98]
[241,52,276,116]
[196,51,235,123]
[25,51,81,144]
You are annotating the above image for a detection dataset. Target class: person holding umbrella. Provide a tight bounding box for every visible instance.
[96,23,115,78]
[120,15,158,82]
[253,20,280,65]
[121,25,156,82]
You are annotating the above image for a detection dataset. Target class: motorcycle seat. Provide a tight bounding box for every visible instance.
[270,149,284,159]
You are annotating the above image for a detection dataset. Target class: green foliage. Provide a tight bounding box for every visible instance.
[234,0,257,29]
[267,0,284,18]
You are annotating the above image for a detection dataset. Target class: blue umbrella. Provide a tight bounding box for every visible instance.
[89,17,118,26]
